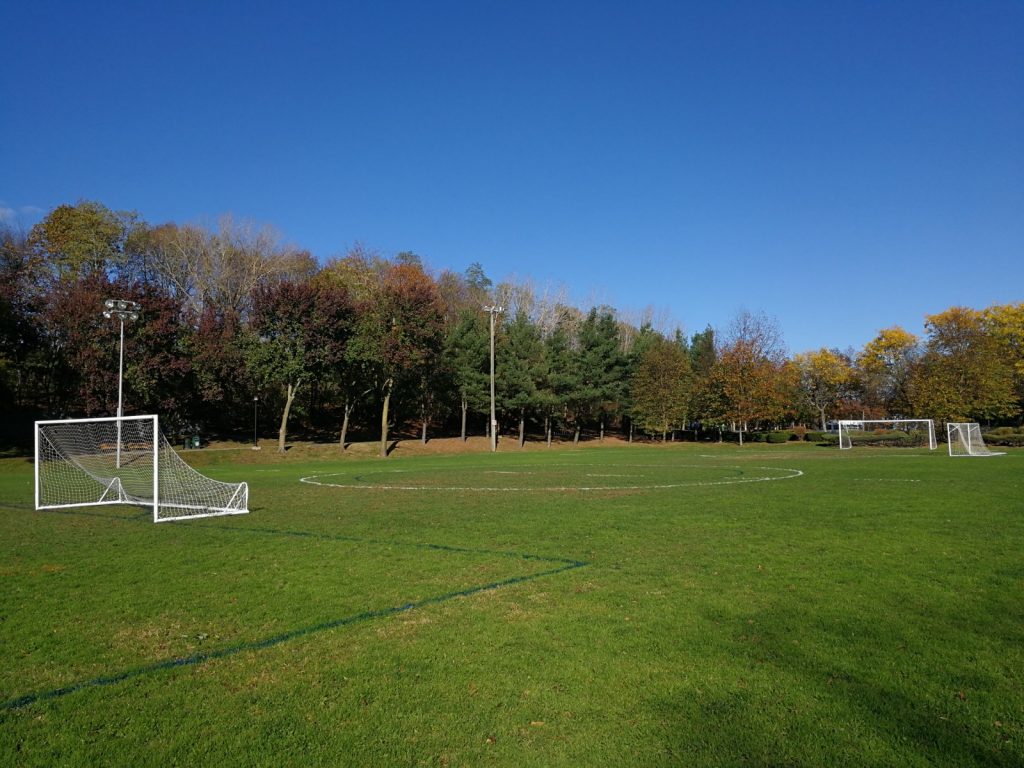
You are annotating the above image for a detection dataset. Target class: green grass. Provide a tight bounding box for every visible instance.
[1,442,1022,766]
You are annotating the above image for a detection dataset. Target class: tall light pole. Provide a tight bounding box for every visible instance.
[483,305,503,453]
[102,299,140,468]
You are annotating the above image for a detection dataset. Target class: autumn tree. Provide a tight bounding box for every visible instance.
[908,307,1017,423]
[248,280,352,452]
[983,303,1024,415]
[187,306,249,431]
[436,262,493,326]
[34,272,191,422]
[630,335,692,441]
[138,217,316,318]
[348,262,445,458]
[0,224,43,413]
[856,327,919,415]
[709,311,788,444]
[28,201,136,280]
[792,348,854,429]
[316,246,390,446]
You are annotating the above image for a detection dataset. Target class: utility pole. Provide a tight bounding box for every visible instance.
[102,299,140,468]
[483,305,504,452]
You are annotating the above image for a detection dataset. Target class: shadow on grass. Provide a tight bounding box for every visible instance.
[651,603,1018,766]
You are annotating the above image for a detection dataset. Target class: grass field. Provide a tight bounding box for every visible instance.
[1,440,1022,766]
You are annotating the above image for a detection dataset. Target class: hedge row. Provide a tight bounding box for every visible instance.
[984,428,1024,447]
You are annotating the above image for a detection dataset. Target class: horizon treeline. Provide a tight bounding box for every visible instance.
[2,201,1022,453]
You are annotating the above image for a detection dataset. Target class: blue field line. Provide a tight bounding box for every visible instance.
[3,510,589,712]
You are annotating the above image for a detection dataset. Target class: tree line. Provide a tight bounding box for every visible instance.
[2,201,1022,453]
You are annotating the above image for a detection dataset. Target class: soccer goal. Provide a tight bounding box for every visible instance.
[837,419,937,450]
[35,415,249,522]
[947,422,1005,457]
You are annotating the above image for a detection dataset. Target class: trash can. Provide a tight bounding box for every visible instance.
[191,435,201,449]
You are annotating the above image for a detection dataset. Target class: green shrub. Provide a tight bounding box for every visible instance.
[984,430,1024,447]
[987,426,1020,437]
[767,431,791,443]
[846,430,920,447]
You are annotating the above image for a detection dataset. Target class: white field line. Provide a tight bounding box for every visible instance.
[299,466,804,492]
[850,478,922,482]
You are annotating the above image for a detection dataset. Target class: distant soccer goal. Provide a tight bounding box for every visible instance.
[837,419,937,450]
[35,415,249,522]
[947,423,1005,458]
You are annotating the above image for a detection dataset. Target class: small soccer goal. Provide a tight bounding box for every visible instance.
[35,415,249,522]
[837,419,937,450]
[947,423,1005,457]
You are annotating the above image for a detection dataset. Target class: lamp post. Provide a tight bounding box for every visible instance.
[482,305,504,453]
[253,396,260,449]
[102,299,140,468]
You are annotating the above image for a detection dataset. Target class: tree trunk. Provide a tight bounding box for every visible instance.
[461,397,468,441]
[545,414,552,447]
[819,407,827,432]
[421,409,428,444]
[339,398,352,449]
[379,379,392,458]
[628,420,633,443]
[519,409,526,447]
[600,419,605,441]
[738,428,744,446]
[662,427,667,443]
[278,380,299,454]
[573,425,580,445]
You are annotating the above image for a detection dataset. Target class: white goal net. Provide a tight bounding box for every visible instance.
[35,415,249,522]
[947,422,1005,457]
[838,419,937,450]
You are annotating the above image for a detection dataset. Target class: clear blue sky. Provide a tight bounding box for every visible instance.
[2,1,1021,353]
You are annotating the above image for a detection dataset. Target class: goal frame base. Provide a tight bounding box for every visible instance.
[946,422,1006,458]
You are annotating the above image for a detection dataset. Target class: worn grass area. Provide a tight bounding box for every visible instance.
[1,442,1021,766]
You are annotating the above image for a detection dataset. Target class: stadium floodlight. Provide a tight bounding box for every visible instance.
[483,305,504,452]
[101,298,141,467]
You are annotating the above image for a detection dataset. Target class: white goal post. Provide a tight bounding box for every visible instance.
[838,419,937,450]
[35,415,249,523]
[947,423,1005,457]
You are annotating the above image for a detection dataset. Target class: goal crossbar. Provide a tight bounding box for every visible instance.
[35,415,249,523]
[837,419,937,450]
